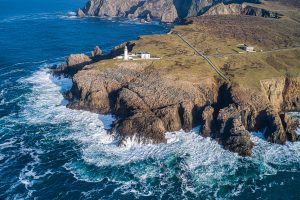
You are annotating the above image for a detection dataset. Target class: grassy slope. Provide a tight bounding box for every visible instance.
[89,34,218,83]
[89,0,300,90]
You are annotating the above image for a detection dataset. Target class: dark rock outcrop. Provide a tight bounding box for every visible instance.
[113,112,167,145]
[53,54,92,76]
[223,118,254,157]
[91,46,102,58]
[263,108,287,144]
[198,81,300,156]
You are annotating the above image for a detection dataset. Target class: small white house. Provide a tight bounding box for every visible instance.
[139,52,151,59]
[244,46,254,52]
[114,46,160,60]
[238,44,255,52]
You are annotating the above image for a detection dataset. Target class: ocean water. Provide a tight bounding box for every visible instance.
[0,0,300,199]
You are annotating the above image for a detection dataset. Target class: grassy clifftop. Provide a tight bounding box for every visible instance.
[88,0,300,89]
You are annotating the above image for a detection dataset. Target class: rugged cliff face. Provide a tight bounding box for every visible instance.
[77,0,261,22]
[58,54,300,157]
[203,2,282,18]
[261,77,300,112]
[65,63,219,144]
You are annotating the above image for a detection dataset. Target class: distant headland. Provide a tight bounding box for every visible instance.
[75,0,282,23]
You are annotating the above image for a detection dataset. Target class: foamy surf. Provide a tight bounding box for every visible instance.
[16,66,300,199]
[0,8,177,199]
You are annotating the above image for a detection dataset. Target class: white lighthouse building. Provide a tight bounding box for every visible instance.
[114,45,159,60]
[124,45,129,60]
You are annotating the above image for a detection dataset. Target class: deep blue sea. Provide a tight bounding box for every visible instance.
[0,0,300,199]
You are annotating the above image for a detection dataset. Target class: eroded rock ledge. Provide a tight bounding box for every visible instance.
[56,56,300,157]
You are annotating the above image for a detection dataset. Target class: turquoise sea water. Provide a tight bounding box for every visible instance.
[0,0,300,199]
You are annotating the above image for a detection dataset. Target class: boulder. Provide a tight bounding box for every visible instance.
[91,46,102,57]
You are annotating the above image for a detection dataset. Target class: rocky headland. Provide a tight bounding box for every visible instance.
[56,0,300,157]
[76,0,263,22]
[56,49,299,157]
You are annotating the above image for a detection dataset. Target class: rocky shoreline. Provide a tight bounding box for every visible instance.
[75,0,274,23]
[54,0,300,156]
[53,45,300,156]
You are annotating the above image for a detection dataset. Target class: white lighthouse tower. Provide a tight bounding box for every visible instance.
[124,45,129,60]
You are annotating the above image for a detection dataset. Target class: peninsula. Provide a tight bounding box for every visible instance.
[55,0,300,157]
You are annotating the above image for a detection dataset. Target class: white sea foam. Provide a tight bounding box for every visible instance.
[18,145,53,199]
[67,12,77,16]
[0,13,62,24]
[19,66,300,199]
[0,69,25,78]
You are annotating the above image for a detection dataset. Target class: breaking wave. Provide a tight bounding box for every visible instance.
[16,66,300,199]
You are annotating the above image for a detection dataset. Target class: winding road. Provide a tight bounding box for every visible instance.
[176,33,229,82]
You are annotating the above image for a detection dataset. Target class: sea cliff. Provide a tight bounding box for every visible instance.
[76,0,261,22]
[57,1,300,157]
[55,49,300,157]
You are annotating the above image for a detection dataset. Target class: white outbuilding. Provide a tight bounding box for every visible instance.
[139,52,151,59]
[238,44,255,52]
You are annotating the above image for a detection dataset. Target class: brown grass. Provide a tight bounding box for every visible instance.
[89,1,300,90]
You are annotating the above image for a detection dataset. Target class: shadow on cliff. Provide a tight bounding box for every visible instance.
[173,0,193,19]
